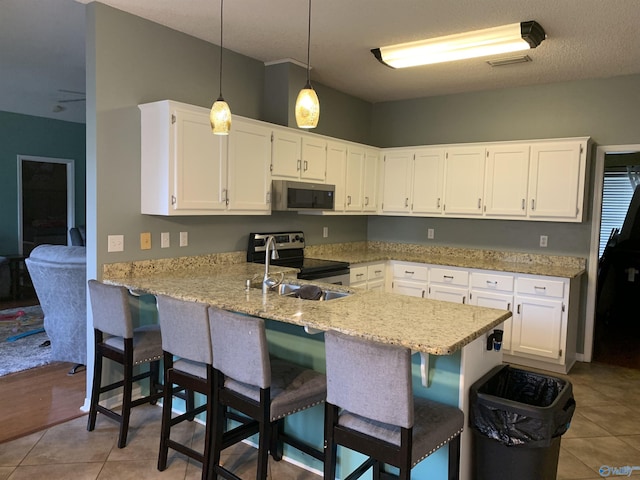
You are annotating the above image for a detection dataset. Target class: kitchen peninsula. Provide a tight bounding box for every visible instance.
[103,252,511,480]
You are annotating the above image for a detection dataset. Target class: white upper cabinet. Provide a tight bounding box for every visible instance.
[412,148,445,215]
[140,100,227,215]
[271,129,326,182]
[227,118,272,213]
[140,100,270,216]
[484,144,530,217]
[528,140,587,221]
[363,148,380,212]
[381,150,412,214]
[345,146,364,212]
[326,141,348,212]
[443,146,486,216]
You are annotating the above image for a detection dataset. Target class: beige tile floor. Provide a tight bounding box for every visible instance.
[1,361,639,479]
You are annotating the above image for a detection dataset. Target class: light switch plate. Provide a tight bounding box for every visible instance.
[108,234,124,252]
[427,228,435,240]
[161,232,170,248]
[539,235,548,247]
[140,232,151,250]
[323,227,329,238]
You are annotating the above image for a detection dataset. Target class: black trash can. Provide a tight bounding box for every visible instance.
[469,365,576,480]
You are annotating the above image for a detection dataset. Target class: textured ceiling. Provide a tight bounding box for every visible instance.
[2,0,640,123]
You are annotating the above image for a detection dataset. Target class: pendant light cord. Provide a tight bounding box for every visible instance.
[218,0,224,100]
[306,0,311,87]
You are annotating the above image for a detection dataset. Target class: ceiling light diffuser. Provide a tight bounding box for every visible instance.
[371,21,545,69]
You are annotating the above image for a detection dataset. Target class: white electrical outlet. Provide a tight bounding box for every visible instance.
[323,227,329,238]
[427,228,435,240]
[180,231,188,247]
[107,234,124,252]
[161,232,170,248]
[540,235,548,247]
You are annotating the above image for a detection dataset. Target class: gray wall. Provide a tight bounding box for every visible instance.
[87,3,369,280]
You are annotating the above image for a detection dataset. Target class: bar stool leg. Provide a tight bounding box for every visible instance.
[87,332,102,432]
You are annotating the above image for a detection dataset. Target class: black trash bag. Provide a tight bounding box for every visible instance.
[470,365,576,448]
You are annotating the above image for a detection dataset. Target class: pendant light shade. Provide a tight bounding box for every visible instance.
[295,0,319,129]
[210,0,231,135]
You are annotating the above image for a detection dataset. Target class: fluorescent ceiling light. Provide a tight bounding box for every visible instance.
[372,21,545,68]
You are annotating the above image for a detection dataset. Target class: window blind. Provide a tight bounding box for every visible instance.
[599,171,635,257]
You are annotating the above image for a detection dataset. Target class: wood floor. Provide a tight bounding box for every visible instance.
[0,361,86,444]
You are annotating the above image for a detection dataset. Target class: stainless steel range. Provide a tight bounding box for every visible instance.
[247,231,350,285]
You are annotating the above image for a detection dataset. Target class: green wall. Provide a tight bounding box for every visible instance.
[0,111,86,254]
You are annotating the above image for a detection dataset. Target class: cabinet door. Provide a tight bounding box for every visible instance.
[428,284,468,304]
[412,148,445,214]
[271,130,301,179]
[326,141,347,212]
[528,141,585,220]
[443,146,485,216]
[484,144,529,217]
[392,279,426,298]
[469,290,513,351]
[301,136,327,182]
[173,107,227,212]
[382,151,412,213]
[345,147,364,211]
[227,119,271,212]
[512,296,563,359]
[363,149,379,212]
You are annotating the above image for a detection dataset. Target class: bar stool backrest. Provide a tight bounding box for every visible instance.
[88,279,133,339]
[156,295,212,365]
[324,330,414,429]
[208,307,271,389]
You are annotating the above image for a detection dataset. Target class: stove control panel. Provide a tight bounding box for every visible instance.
[247,231,305,257]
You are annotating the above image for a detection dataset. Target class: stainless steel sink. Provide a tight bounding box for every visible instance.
[264,282,351,301]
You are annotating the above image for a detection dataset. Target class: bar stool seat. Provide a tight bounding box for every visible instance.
[323,330,464,480]
[87,280,163,449]
[207,307,327,480]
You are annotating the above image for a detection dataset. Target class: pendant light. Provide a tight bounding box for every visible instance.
[295,0,320,129]
[210,0,231,135]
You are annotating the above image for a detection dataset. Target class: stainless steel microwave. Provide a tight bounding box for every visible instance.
[271,180,335,211]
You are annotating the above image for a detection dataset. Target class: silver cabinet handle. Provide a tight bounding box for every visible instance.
[405,270,415,275]
[517,304,521,314]
[521,198,525,210]
[347,195,352,205]
[365,196,369,206]
[507,302,511,311]
[462,296,466,304]
[478,198,482,209]
[437,197,441,208]
[374,270,382,274]
[531,199,535,210]
[356,273,364,278]
[222,188,229,205]
[405,197,409,207]
[266,191,271,204]
[297,159,301,171]
[303,160,308,171]
[421,290,425,298]
[534,285,547,291]
[443,275,454,280]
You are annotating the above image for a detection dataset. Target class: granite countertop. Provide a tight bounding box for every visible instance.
[104,262,511,356]
[305,242,586,278]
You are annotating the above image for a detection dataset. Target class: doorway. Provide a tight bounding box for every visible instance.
[588,145,640,370]
[17,156,75,257]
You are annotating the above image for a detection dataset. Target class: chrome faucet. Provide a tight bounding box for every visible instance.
[262,235,280,294]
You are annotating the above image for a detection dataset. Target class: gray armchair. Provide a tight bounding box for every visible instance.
[25,245,87,373]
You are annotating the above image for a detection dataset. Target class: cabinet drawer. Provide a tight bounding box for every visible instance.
[517,277,564,298]
[392,264,428,281]
[470,272,514,292]
[367,264,385,281]
[350,266,368,284]
[430,267,468,286]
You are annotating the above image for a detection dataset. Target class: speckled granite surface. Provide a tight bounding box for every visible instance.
[103,261,510,356]
[306,242,586,278]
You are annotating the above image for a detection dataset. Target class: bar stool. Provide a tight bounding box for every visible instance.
[207,307,327,480]
[87,280,163,448]
[323,330,464,480]
[156,295,213,478]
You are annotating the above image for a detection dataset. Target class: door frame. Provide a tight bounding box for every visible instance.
[585,143,640,362]
[17,155,76,255]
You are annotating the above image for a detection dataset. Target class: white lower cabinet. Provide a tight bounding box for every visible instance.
[428,267,469,304]
[350,262,386,290]
[388,260,579,373]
